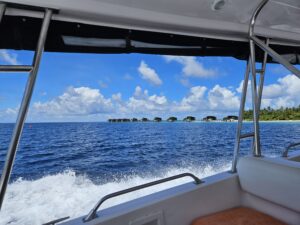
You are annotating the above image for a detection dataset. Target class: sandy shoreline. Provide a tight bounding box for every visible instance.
[193,120,300,123]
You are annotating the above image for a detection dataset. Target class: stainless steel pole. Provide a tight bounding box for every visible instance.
[251,36,300,78]
[0,3,5,23]
[0,9,52,209]
[248,0,300,78]
[231,58,250,173]
[247,0,269,157]
[249,39,261,157]
[257,39,269,110]
[0,65,33,72]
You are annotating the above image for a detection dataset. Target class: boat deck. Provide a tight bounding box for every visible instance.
[192,207,287,225]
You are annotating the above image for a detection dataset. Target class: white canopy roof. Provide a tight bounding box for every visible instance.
[3,0,300,46]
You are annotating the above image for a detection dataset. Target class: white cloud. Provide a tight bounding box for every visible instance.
[3,73,300,122]
[208,85,240,110]
[0,50,19,65]
[175,85,239,112]
[163,56,216,78]
[176,86,208,112]
[138,61,162,86]
[261,74,300,108]
[33,87,113,116]
[127,86,168,113]
[263,84,282,99]
[0,84,241,122]
[236,74,300,109]
[0,107,19,122]
[112,93,122,102]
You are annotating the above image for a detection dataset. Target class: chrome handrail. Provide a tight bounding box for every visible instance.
[282,142,300,157]
[248,0,300,78]
[43,216,70,225]
[0,7,53,210]
[83,173,202,222]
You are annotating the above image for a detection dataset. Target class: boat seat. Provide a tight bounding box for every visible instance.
[237,156,300,212]
[191,207,287,225]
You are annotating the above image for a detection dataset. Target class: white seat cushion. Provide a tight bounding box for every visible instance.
[237,156,300,212]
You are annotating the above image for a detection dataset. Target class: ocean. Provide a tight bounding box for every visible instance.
[0,122,299,224]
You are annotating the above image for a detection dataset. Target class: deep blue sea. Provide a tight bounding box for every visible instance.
[1,122,300,225]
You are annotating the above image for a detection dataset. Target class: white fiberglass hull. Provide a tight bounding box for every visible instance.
[57,151,300,225]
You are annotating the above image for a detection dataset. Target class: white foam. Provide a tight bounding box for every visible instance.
[0,163,230,225]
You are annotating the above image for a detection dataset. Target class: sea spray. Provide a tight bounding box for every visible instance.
[0,163,230,225]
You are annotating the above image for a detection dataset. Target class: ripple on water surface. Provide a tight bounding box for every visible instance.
[0,122,300,224]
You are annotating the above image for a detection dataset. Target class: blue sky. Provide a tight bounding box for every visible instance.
[0,49,298,122]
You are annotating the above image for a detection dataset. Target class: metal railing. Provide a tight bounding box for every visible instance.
[43,216,70,225]
[231,0,300,172]
[282,142,300,158]
[83,173,202,222]
[249,0,300,78]
[0,4,54,209]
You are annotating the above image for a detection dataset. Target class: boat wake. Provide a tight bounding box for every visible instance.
[0,163,230,225]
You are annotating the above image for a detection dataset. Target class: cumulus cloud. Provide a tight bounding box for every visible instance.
[0,50,19,65]
[163,56,216,78]
[236,74,300,110]
[33,87,113,116]
[208,85,240,110]
[2,83,240,122]
[176,86,208,112]
[3,73,300,122]
[261,74,300,108]
[138,61,162,86]
[126,86,168,113]
[0,107,19,122]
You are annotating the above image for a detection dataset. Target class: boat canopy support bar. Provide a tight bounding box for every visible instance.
[0,7,53,210]
[83,173,202,222]
[0,3,5,22]
[251,36,300,78]
[0,65,33,72]
[249,0,300,78]
[231,58,251,172]
[231,0,272,172]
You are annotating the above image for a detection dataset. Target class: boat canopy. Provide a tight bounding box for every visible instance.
[1,0,300,62]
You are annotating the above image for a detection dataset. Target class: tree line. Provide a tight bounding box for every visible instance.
[244,106,300,121]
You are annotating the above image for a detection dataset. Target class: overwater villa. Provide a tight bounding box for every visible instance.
[167,117,177,122]
[154,117,162,122]
[108,118,130,122]
[203,116,217,121]
[183,116,196,122]
[141,118,149,122]
[223,115,239,122]
[131,118,138,122]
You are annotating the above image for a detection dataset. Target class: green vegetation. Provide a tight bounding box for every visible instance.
[244,106,300,121]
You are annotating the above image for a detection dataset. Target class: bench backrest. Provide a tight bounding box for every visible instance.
[237,156,300,212]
